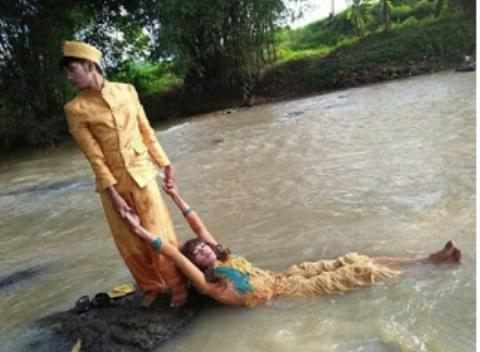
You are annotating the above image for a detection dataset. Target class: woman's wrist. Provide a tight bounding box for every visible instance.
[170,192,193,216]
[172,194,185,207]
[182,206,193,217]
[177,198,193,216]
[151,237,163,251]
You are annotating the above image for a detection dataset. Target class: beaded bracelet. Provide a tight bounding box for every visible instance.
[151,237,163,251]
[182,207,193,217]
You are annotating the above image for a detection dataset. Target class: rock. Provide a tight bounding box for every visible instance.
[31,290,216,352]
[0,264,51,290]
[286,111,304,118]
[243,97,255,107]
[456,55,476,72]
[242,96,267,107]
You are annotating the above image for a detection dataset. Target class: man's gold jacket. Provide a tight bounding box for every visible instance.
[64,80,170,192]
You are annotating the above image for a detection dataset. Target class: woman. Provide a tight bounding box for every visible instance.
[124,184,462,307]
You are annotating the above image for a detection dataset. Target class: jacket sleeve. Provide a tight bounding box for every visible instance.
[64,104,117,190]
[129,84,170,168]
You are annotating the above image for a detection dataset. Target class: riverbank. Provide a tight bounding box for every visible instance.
[142,16,475,122]
[0,15,474,153]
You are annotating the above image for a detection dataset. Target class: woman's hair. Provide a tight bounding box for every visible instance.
[59,56,103,75]
[181,238,231,285]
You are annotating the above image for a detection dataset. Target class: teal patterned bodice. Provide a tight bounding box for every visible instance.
[213,255,254,295]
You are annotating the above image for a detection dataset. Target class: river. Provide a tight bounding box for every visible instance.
[0,70,475,351]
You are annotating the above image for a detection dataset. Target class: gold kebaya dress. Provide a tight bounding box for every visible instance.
[211,253,399,307]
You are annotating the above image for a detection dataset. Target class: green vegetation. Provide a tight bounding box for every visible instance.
[274,0,469,64]
[257,16,475,97]
[110,61,183,96]
[120,0,475,97]
[0,0,475,151]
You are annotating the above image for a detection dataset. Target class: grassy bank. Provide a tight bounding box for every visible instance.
[143,15,475,122]
[256,16,475,98]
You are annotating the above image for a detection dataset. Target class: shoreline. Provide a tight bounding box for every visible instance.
[0,62,472,158]
[143,61,470,126]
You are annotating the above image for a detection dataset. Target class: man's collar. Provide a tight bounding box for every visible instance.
[101,79,112,94]
[80,78,110,96]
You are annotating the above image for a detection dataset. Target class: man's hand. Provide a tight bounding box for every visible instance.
[163,165,175,190]
[116,199,132,219]
[107,186,136,220]
[113,196,132,219]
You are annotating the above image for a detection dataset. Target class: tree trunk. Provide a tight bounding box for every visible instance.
[383,0,389,31]
[434,0,445,17]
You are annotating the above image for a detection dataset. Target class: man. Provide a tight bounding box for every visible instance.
[60,41,187,307]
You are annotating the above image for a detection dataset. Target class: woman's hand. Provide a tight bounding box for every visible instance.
[124,210,141,229]
[124,211,152,242]
[114,198,133,219]
[163,165,175,190]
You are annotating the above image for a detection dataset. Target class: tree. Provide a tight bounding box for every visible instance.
[146,0,297,101]
[346,0,372,36]
[381,0,392,31]
[0,0,79,149]
[0,0,305,149]
[435,0,476,17]
[0,0,148,149]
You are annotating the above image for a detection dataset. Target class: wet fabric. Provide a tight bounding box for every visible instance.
[214,255,253,295]
[276,252,400,298]
[213,266,252,294]
[100,173,186,294]
[213,255,280,307]
[216,253,400,307]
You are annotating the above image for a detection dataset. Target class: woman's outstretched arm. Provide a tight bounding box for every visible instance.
[124,212,215,294]
[162,184,218,245]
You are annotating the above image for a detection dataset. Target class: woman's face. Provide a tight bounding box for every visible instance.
[192,242,217,267]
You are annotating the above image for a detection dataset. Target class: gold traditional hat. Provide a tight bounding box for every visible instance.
[62,40,102,64]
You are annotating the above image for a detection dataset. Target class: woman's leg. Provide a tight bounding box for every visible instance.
[373,240,462,266]
[278,259,399,298]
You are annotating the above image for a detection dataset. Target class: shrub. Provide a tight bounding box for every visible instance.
[412,0,435,19]
[110,61,183,97]
[391,4,414,22]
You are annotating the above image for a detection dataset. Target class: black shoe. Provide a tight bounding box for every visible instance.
[75,295,90,314]
[92,292,112,308]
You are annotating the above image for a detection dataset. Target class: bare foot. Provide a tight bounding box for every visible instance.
[451,247,462,264]
[428,241,461,264]
[141,292,159,307]
[170,290,188,308]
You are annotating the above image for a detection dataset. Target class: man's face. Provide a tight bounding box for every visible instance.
[64,61,92,90]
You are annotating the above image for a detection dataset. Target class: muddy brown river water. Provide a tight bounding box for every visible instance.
[0,70,475,351]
